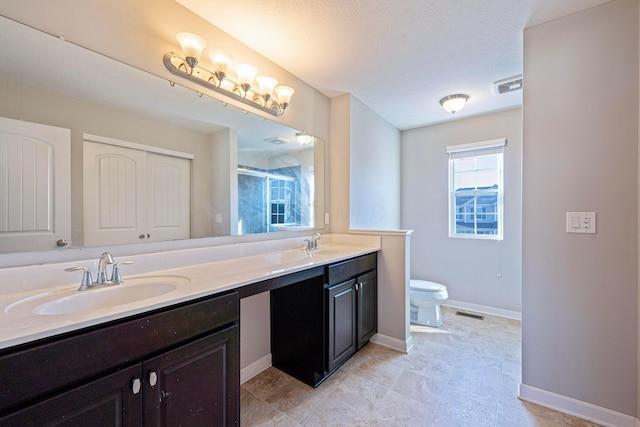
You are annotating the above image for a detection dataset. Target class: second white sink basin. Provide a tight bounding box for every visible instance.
[9,275,190,316]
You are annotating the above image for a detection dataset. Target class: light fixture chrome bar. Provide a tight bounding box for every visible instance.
[163,52,279,116]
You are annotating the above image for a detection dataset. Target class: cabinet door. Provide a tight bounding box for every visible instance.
[357,270,377,350]
[0,365,141,426]
[143,325,239,427]
[327,279,357,373]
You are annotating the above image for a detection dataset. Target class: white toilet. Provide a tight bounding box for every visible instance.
[410,279,448,327]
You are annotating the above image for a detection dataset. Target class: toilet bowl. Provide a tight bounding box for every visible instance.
[410,279,448,327]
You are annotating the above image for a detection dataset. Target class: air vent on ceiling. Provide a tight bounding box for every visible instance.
[492,74,523,95]
[265,137,288,145]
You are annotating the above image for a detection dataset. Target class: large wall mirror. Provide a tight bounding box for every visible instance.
[0,16,325,255]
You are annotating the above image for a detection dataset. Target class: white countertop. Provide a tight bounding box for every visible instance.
[0,243,379,351]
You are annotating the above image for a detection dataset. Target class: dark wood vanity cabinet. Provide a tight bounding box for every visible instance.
[271,253,377,387]
[0,291,239,426]
[326,254,377,372]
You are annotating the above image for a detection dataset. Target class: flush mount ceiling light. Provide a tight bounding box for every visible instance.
[296,132,312,145]
[165,32,294,116]
[439,94,469,114]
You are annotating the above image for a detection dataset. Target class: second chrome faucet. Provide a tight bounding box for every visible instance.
[65,252,133,291]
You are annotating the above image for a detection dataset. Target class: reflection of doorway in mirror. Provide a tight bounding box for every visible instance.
[0,117,71,253]
[237,166,311,235]
[83,135,192,247]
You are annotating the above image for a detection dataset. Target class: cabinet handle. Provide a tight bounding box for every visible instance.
[355,283,359,291]
[148,371,158,387]
[131,378,141,394]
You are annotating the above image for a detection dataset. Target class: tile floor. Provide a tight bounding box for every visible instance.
[240,306,602,426]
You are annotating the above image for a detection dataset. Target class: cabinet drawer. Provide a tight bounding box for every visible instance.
[0,291,239,415]
[326,253,377,285]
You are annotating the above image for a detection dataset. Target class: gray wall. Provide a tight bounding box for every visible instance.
[522,0,638,415]
[401,109,522,313]
[331,94,402,232]
[350,96,401,230]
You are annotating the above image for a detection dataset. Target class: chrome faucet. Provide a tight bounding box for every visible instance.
[65,252,133,290]
[304,232,322,251]
[97,252,114,285]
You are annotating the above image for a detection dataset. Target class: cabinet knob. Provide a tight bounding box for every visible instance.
[139,234,146,239]
[148,371,158,387]
[131,378,141,394]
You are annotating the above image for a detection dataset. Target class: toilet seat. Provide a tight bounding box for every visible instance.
[410,280,445,292]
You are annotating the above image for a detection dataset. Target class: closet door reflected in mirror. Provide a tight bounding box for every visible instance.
[0,117,71,251]
[83,136,191,247]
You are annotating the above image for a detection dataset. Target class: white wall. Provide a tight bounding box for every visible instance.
[401,109,522,313]
[350,96,402,229]
[522,0,638,416]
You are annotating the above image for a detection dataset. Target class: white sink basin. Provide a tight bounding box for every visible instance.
[6,275,189,316]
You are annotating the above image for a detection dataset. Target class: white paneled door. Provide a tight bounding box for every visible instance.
[0,117,71,252]
[83,139,190,247]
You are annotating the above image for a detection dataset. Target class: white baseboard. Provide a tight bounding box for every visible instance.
[240,354,272,385]
[370,333,413,353]
[444,300,522,321]
[518,384,637,427]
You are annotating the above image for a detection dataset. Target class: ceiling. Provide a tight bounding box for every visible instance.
[176,0,611,130]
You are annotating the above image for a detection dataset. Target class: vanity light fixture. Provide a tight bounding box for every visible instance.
[175,32,207,75]
[296,132,312,145]
[165,32,295,116]
[439,94,469,114]
[208,49,233,86]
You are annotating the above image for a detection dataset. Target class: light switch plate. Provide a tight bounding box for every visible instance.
[566,212,596,234]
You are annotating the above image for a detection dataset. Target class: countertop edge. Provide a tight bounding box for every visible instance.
[0,245,379,351]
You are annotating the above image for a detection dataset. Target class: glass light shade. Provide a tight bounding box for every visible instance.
[176,32,207,61]
[296,133,312,145]
[256,76,278,96]
[234,64,258,85]
[208,49,233,73]
[274,86,295,105]
[439,94,469,114]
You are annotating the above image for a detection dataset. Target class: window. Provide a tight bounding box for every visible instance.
[447,139,505,240]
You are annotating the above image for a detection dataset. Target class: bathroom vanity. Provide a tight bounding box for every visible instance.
[0,291,240,426]
[0,243,379,426]
[270,253,377,387]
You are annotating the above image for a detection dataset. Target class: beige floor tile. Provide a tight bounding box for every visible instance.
[264,378,328,422]
[559,412,604,426]
[241,308,605,427]
[368,389,437,426]
[240,389,300,427]
[327,372,389,412]
[496,401,561,427]
[300,395,373,426]
[429,392,498,427]
[391,369,446,406]
[242,367,296,401]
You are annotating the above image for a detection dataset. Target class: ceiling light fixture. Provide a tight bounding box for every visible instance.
[439,94,469,114]
[165,32,294,116]
[296,132,312,145]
